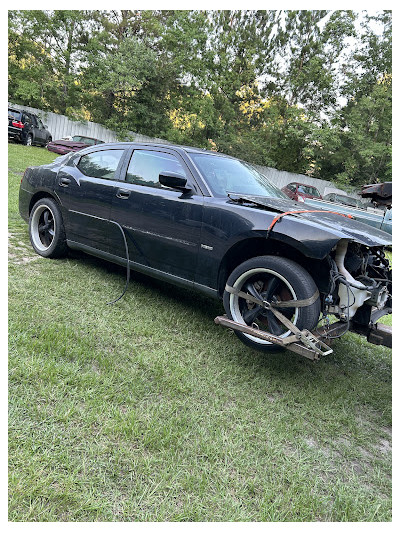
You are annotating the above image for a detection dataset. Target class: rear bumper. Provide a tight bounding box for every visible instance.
[8,131,22,141]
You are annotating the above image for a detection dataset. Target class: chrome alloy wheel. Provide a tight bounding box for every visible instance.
[229,267,299,345]
[30,204,56,252]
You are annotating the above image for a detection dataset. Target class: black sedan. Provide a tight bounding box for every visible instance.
[19,142,392,355]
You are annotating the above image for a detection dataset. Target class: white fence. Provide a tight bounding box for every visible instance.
[8,102,171,145]
[9,102,357,198]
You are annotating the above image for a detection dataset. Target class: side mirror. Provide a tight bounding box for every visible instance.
[44,124,48,129]
[159,171,191,191]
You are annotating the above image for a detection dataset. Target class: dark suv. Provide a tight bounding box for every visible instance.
[19,142,392,355]
[8,107,52,147]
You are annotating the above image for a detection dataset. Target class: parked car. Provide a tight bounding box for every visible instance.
[281,182,322,202]
[47,135,104,155]
[8,107,52,147]
[304,196,392,235]
[323,193,364,209]
[19,142,391,356]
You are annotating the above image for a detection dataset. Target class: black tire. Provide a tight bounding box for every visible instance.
[23,134,33,146]
[223,255,321,353]
[45,136,52,147]
[29,198,68,258]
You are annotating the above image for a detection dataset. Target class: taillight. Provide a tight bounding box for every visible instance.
[12,120,24,129]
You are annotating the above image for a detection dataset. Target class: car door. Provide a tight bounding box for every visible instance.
[109,147,204,281]
[27,114,42,143]
[54,147,128,253]
[35,117,48,144]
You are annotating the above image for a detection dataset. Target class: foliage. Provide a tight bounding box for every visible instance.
[8,9,392,186]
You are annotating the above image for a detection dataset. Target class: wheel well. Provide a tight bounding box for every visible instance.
[29,192,58,215]
[217,237,329,296]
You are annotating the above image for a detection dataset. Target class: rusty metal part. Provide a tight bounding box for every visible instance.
[360,182,392,207]
[214,315,333,360]
[350,321,392,348]
[214,314,392,359]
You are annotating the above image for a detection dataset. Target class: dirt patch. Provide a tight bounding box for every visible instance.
[377,438,391,454]
[8,231,40,265]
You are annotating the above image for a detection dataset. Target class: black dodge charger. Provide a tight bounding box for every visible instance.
[19,142,392,356]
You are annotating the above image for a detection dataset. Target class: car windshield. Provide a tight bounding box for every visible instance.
[297,184,320,196]
[189,153,287,198]
[72,136,97,145]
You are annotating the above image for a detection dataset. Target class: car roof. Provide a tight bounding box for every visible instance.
[8,107,37,117]
[89,141,236,158]
[290,182,318,187]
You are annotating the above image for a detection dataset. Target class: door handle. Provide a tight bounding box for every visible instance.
[116,188,131,199]
[59,177,71,187]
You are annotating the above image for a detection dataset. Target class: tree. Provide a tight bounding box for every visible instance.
[8,10,90,114]
[313,11,392,186]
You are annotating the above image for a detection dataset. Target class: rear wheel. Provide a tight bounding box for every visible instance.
[29,198,68,258]
[223,255,321,352]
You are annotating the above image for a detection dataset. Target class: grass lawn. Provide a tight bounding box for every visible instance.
[8,143,392,522]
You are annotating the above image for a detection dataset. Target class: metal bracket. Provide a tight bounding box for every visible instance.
[214,315,333,361]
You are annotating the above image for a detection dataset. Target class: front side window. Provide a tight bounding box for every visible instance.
[125,150,186,188]
[77,149,124,180]
[189,153,287,199]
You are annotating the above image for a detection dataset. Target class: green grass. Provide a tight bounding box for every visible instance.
[8,143,392,521]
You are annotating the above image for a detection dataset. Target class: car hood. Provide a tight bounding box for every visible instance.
[228,195,392,247]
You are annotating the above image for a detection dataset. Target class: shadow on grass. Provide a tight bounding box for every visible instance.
[62,249,391,390]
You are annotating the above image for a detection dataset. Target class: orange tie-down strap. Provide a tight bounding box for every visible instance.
[267,209,353,233]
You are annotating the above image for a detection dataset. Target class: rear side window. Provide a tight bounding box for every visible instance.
[77,150,125,180]
[125,150,186,188]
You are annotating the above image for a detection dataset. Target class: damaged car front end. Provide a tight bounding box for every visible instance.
[212,193,392,360]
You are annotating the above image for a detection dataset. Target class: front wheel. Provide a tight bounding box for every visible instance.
[223,255,321,352]
[29,198,68,258]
